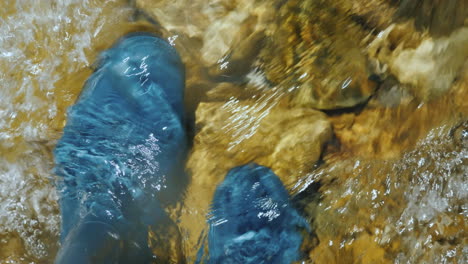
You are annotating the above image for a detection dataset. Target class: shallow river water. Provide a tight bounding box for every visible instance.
[0,0,467,263]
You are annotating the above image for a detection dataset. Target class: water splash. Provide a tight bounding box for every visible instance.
[0,0,135,261]
[301,124,467,263]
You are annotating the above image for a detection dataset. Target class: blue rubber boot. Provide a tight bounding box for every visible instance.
[54,33,187,263]
[201,163,309,264]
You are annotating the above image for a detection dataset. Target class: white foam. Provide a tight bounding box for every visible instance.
[0,0,133,260]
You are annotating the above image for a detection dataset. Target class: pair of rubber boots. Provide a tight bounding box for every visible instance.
[54,33,308,263]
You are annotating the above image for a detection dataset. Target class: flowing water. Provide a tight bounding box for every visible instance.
[0,0,467,263]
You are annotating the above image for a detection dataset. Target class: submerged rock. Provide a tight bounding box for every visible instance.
[395,0,468,37]
[368,24,468,100]
[54,33,187,263]
[135,0,263,65]
[136,0,383,110]
[200,163,309,264]
[136,0,467,110]
[305,121,468,263]
[189,99,332,185]
[257,0,377,110]
[328,86,468,159]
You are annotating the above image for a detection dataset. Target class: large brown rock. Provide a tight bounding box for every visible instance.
[190,100,332,183]
[136,0,393,110]
[256,0,378,110]
[368,24,468,101]
[137,0,467,111]
[135,0,266,65]
[394,0,468,37]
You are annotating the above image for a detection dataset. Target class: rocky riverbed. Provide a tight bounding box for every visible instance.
[0,0,466,263]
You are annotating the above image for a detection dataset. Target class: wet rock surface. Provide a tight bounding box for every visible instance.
[302,75,468,263]
[256,0,378,110]
[304,121,468,264]
[394,0,468,37]
[135,0,262,65]
[329,82,467,159]
[189,97,332,185]
[368,23,468,101]
[136,0,466,110]
[137,0,384,110]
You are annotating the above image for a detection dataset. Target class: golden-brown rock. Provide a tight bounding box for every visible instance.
[191,100,332,183]
[394,0,468,37]
[298,72,468,262]
[328,77,468,159]
[258,0,378,109]
[368,24,468,101]
[136,0,466,109]
[301,119,468,263]
[309,233,391,264]
[136,0,396,110]
[135,0,265,65]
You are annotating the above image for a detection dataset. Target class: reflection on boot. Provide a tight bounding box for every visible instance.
[200,163,310,264]
[54,33,187,263]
